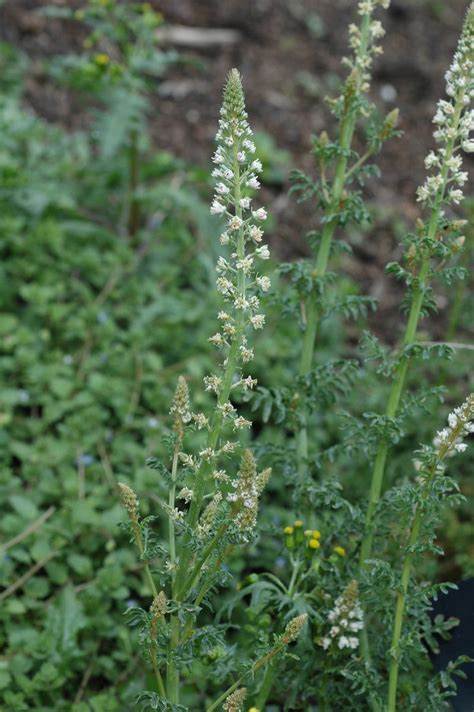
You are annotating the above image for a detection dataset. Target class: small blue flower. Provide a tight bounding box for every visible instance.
[77,453,95,467]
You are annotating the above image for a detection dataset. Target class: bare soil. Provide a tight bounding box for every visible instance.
[1,0,472,340]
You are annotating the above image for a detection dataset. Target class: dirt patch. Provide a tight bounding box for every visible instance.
[1,0,472,340]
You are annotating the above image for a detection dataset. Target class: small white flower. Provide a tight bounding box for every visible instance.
[209,333,224,346]
[449,188,464,204]
[240,346,254,363]
[234,296,249,310]
[234,416,252,430]
[252,207,267,221]
[216,277,234,295]
[212,150,225,164]
[236,255,254,273]
[239,197,251,209]
[177,487,193,503]
[237,151,246,162]
[216,182,230,195]
[210,200,226,215]
[251,159,263,172]
[246,175,260,189]
[228,215,243,231]
[249,225,263,243]
[250,314,265,329]
[255,245,270,260]
[256,275,271,291]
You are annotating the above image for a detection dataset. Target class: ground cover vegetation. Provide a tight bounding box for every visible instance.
[0,1,473,711]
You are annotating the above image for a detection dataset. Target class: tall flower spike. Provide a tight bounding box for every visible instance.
[417,4,474,208]
[205,69,271,440]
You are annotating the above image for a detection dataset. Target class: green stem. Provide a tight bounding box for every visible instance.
[254,660,277,710]
[359,95,463,569]
[167,449,180,704]
[177,520,229,600]
[206,644,284,712]
[296,14,371,495]
[387,427,463,711]
[132,522,158,598]
[287,558,301,598]
[168,135,247,707]
[445,240,471,343]
[150,645,167,699]
[386,512,422,712]
[167,615,180,703]
[169,450,179,589]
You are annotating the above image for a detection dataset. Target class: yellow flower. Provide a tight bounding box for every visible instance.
[249,708,260,712]
[308,539,320,550]
[333,545,346,557]
[95,53,110,66]
[311,529,321,539]
[293,519,304,528]
[283,526,294,535]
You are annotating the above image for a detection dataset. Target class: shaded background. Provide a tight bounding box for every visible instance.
[2,0,472,275]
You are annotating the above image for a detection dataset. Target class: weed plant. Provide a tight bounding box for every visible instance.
[0,1,473,711]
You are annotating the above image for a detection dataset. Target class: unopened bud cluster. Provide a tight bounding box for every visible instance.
[170,376,191,442]
[227,450,270,536]
[150,591,167,639]
[417,7,473,207]
[321,580,364,651]
[222,687,247,712]
[282,613,308,644]
[344,0,390,93]
[118,482,139,522]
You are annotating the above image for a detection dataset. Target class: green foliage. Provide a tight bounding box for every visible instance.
[1,1,473,711]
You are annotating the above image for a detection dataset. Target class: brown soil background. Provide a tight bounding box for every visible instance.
[1,0,473,341]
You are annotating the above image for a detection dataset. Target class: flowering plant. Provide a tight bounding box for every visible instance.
[116,4,474,711]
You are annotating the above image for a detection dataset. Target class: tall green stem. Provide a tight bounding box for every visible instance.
[386,421,465,710]
[167,137,246,707]
[166,449,180,702]
[174,144,245,599]
[359,96,463,569]
[386,511,422,711]
[296,15,370,492]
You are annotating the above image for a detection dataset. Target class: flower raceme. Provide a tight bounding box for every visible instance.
[321,580,364,652]
[210,68,270,367]
[417,4,474,208]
